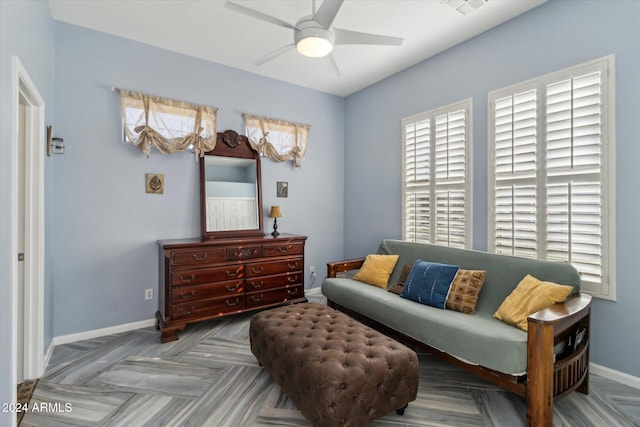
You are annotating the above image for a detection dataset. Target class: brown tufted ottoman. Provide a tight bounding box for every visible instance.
[250,302,419,427]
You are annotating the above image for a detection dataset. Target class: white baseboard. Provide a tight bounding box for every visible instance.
[590,362,640,390]
[43,319,156,370]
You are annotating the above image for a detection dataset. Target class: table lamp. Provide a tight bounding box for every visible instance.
[269,206,282,237]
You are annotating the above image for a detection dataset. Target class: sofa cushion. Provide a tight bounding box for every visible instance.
[322,277,528,375]
[493,274,573,331]
[400,260,459,309]
[351,254,399,289]
[446,269,487,315]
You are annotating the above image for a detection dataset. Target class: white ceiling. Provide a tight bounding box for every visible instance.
[48,0,547,97]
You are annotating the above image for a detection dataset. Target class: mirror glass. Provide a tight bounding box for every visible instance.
[200,129,264,239]
[203,156,259,232]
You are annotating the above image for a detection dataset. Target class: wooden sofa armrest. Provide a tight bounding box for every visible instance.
[528,293,592,329]
[327,258,366,278]
[526,293,592,427]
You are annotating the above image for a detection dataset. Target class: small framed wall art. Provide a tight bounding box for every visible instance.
[146,173,164,194]
[277,181,288,198]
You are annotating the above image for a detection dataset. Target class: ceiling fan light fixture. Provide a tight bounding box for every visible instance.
[294,24,334,58]
[296,36,333,57]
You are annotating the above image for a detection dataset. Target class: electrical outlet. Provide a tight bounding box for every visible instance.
[310,265,315,275]
[145,288,153,300]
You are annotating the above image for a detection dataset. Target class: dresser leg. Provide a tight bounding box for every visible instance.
[160,324,186,343]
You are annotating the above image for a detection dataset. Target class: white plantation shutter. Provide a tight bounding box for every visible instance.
[546,182,602,284]
[545,71,604,288]
[404,117,431,243]
[403,99,471,248]
[492,89,538,257]
[435,189,466,247]
[494,184,538,258]
[489,56,615,300]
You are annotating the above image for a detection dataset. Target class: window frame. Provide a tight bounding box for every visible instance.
[487,55,616,300]
[402,98,473,249]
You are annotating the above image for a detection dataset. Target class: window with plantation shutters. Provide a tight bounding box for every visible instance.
[488,55,615,300]
[402,99,472,249]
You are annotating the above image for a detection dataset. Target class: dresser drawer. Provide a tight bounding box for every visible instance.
[246,272,303,292]
[170,248,226,266]
[171,279,243,302]
[172,295,244,320]
[262,242,304,257]
[245,285,304,307]
[245,258,303,277]
[227,245,262,260]
[171,264,244,286]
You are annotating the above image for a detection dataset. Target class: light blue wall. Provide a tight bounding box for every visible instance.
[344,0,640,377]
[52,23,344,336]
[0,0,55,422]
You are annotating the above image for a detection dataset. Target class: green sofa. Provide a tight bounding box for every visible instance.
[322,239,592,427]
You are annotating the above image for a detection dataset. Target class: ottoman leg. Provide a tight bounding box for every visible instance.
[396,404,408,416]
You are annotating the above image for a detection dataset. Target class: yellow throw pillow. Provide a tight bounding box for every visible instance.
[352,254,400,289]
[493,274,573,331]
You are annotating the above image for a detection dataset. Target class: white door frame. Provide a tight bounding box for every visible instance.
[11,56,45,381]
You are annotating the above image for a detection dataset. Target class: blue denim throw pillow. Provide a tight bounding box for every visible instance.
[400,259,460,309]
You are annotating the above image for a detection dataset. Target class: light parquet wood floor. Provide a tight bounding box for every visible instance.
[20,289,640,426]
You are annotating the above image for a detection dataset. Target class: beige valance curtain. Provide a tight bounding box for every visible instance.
[244,114,310,168]
[120,89,218,157]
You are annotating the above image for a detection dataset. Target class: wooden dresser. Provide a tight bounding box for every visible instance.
[157,233,307,342]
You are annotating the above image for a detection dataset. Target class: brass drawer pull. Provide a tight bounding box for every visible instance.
[192,253,208,261]
[225,298,240,307]
[180,274,196,283]
[250,281,264,289]
[179,290,196,299]
[287,288,298,295]
[234,248,257,258]
[287,262,298,269]
[251,266,264,274]
[251,294,264,303]
[287,276,298,283]
[179,306,195,315]
[278,246,291,253]
[226,268,241,277]
[225,283,241,292]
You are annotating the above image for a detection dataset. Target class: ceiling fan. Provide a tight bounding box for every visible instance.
[224,0,403,75]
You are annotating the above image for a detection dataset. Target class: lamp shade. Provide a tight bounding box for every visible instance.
[269,206,282,218]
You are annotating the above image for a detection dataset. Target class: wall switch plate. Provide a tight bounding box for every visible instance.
[145,289,153,300]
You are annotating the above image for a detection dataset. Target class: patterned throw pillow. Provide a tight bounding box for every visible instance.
[388,264,412,294]
[445,269,487,315]
[400,260,460,309]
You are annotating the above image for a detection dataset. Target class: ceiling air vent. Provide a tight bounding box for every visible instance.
[442,0,488,15]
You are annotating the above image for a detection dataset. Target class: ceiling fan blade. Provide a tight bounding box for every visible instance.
[333,28,403,46]
[326,53,341,77]
[312,0,344,29]
[225,1,297,30]
[252,44,295,66]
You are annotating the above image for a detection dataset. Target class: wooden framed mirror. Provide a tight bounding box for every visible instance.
[199,129,264,239]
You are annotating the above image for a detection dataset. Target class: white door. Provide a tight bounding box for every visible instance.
[17,98,27,383]
[12,57,45,384]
